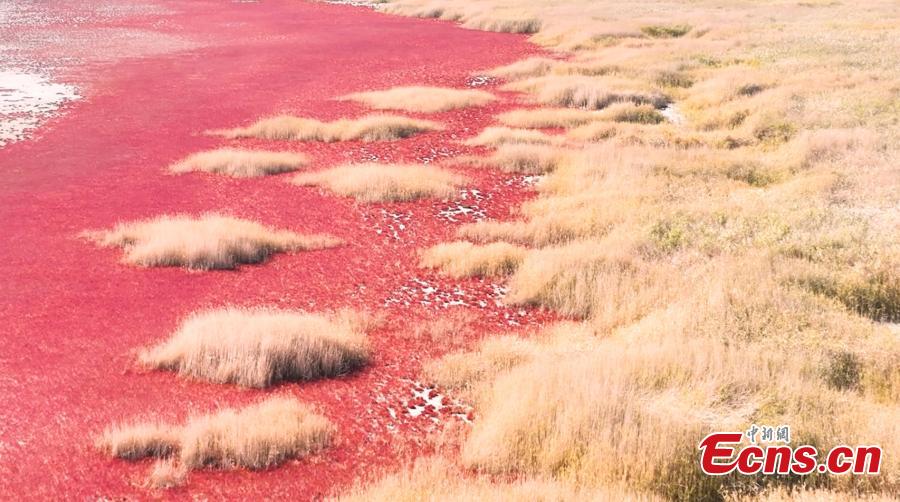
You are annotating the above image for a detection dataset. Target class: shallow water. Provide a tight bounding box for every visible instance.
[0,69,79,146]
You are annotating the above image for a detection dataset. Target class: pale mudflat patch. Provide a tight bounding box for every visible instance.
[211,114,442,142]
[82,213,340,270]
[98,397,333,487]
[292,163,466,202]
[168,148,307,178]
[140,308,372,387]
[341,86,496,113]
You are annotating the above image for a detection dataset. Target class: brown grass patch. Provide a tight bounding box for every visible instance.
[640,24,691,38]
[99,397,333,487]
[140,308,372,387]
[292,163,466,202]
[341,86,496,113]
[212,114,442,142]
[167,148,307,178]
[420,241,527,278]
[83,214,340,270]
[353,0,900,499]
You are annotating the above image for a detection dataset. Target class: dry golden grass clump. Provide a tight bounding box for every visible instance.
[382,3,542,34]
[504,76,668,110]
[602,103,665,124]
[497,107,602,129]
[99,397,333,487]
[177,397,333,470]
[100,421,180,460]
[420,241,527,278]
[497,105,664,133]
[463,126,559,147]
[342,86,496,113]
[140,308,372,387]
[483,143,572,174]
[83,214,340,270]
[503,239,668,321]
[423,334,540,394]
[640,24,691,38]
[484,57,559,80]
[167,148,307,178]
[213,114,442,142]
[292,163,466,202]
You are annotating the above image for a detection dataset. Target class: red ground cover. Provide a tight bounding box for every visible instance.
[0,1,550,498]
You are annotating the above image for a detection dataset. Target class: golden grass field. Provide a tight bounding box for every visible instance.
[333,0,900,499]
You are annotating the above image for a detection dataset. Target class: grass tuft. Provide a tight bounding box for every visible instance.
[420,241,527,278]
[100,397,333,487]
[463,126,559,147]
[292,163,466,202]
[342,86,496,113]
[168,148,306,178]
[212,114,442,142]
[82,214,341,270]
[140,308,372,387]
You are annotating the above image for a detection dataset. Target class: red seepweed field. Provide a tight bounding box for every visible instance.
[4,0,898,499]
[0,0,550,498]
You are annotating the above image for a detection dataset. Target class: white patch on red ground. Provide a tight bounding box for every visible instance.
[373,208,412,241]
[0,69,79,147]
[384,277,469,308]
[504,174,543,187]
[325,0,381,8]
[467,75,493,87]
[418,145,457,164]
[346,146,386,163]
[383,278,531,326]
[403,380,473,424]
[437,188,489,223]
